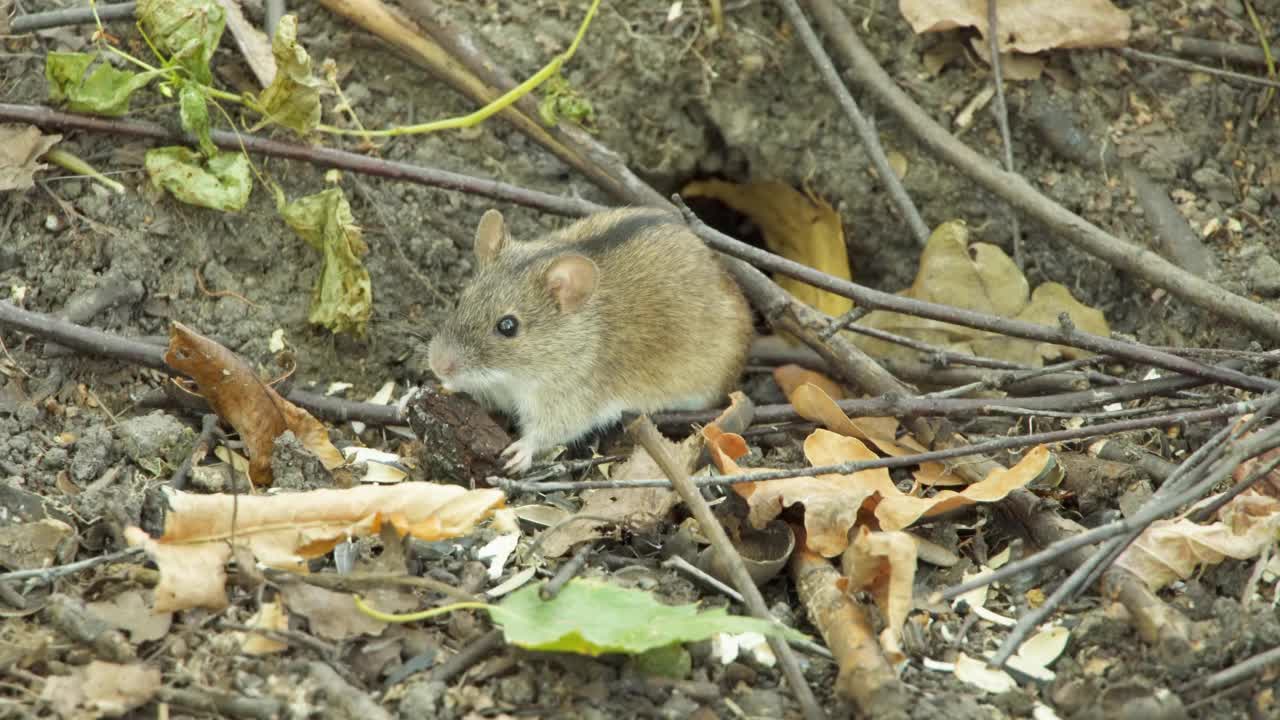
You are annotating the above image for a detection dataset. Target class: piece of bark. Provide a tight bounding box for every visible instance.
[406,385,509,485]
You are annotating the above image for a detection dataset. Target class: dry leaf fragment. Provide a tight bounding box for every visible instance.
[242,600,289,655]
[41,661,161,718]
[736,430,897,557]
[840,527,917,663]
[536,432,695,558]
[165,322,344,485]
[86,590,173,643]
[125,483,504,611]
[875,446,1053,530]
[279,580,388,640]
[853,222,1109,368]
[1115,493,1280,590]
[683,179,854,318]
[0,124,61,191]
[774,364,845,402]
[899,0,1131,54]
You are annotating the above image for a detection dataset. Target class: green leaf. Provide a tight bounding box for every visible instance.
[179,83,215,157]
[256,14,323,135]
[278,187,372,336]
[45,52,155,116]
[145,146,252,211]
[137,0,225,85]
[631,644,693,679]
[489,580,806,656]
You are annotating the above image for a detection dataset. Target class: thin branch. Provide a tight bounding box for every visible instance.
[500,397,1261,494]
[990,414,1280,665]
[775,0,929,245]
[679,200,1280,394]
[10,2,135,32]
[0,547,144,586]
[1118,46,1280,91]
[985,0,1023,268]
[0,103,600,218]
[631,417,827,720]
[799,0,1280,342]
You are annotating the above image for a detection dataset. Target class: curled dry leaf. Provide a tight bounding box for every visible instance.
[724,429,895,558]
[165,322,344,486]
[0,124,60,191]
[874,445,1054,530]
[774,363,845,402]
[840,527,917,663]
[852,222,1109,368]
[791,382,959,486]
[535,431,698,558]
[125,483,505,611]
[715,423,1051,554]
[899,0,1131,54]
[1114,493,1280,591]
[682,179,854,318]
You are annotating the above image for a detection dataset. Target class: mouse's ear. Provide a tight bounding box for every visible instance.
[545,254,598,313]
[474,209,509,265]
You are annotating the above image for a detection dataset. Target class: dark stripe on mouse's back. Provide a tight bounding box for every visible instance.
[514,210,677,271]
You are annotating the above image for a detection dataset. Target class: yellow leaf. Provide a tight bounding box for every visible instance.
[683,179,853,317]
[125,483,505,611]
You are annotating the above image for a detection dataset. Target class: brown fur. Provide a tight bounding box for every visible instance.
[428,208,752,464]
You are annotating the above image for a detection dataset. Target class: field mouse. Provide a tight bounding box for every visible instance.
[428,207,753,473]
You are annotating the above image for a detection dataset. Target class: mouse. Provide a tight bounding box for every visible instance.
[428,207,753,474]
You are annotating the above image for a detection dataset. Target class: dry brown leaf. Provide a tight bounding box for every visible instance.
[125,483,504,611]
[774,364,845,402]
[165,322,344,486]
[1115,493,1280,591]
[86,590,173,643]
[853,222,1109,367]
[790,383,922,458]
[900,0,1130,54]
[0,124,60,191]
[705,422,750,475]
[1232,446,1280,498]
[279,580,388,640]
[535,433,698,558]
[969,37,1046,80]
[840,527,917,663]
[737,430,897,557]
[242,600,289,655]
[875,446,1054,530]
[41,661,161,718]
[683,179,853,318]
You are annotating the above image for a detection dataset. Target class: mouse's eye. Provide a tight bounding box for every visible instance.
[495,315,519,338]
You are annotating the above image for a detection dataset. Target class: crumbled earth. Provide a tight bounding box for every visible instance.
[2,0,1279,718]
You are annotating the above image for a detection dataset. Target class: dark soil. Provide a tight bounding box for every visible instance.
[2,0,1279,718]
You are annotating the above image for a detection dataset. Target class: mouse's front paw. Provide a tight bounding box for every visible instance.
[500,439,536,474]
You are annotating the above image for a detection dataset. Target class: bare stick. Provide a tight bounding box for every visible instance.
[6,99,1274,388]
[775,0,929,245]
[540,543,592,601]
[799,0,1280,342]
[990,413,1280,665]
[678,201,1280,394]
[0,547,144,586]
[10,2,135,32]
[1171,36,1270,66]
[505,398,1260,494]
[985,0,1023,267]
[0,103,600,218]
[1118,47,1280,91]
[630,417,826,720]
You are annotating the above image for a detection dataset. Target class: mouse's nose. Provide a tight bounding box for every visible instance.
[428,343,458,380]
